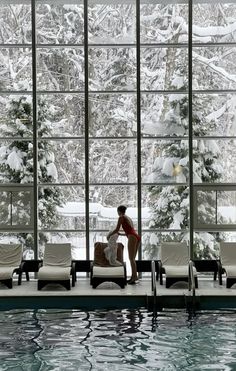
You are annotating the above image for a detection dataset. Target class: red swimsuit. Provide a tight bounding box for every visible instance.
[121,216,141,241]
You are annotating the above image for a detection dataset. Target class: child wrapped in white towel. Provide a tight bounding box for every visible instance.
[104,233,122,266]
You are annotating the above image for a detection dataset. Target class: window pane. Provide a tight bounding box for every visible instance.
[0,48,32,91]
[39,232,86,260]
[0,4,31,44]
[36,4,84,44]
[193,139,236,183]
[141,47,188,90]
[193,3,236,44]
[89,48,136,91]
[38,94,85,137]
[0,191,11,225]
[0,140,33,183]
[0,189,32,227]
[193,94,236,137]
[143,185,189,230]
[88,3,136,44]
[39,186,85,230]
[196,190,216,225]
[38,140,85,184]
[12,190,31,226]
[140,3,188,44]
[37,48,84,91]
[89,185,138,229]
[142,139,189,183]
[89,139,137,183]
[218,191,236,225]
[193,231,221,259]
[0,95,33,138]
[193,46,236,90]
[89,93,136,137]
[141,93,188,137]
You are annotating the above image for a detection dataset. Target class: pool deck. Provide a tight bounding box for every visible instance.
[1,275,236,311]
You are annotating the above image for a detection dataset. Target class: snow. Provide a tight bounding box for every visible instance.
[46,162,58,180]
[193,22,236,38]
[6,149,23,171]
[58,202,151,221]
[162,158,178,177]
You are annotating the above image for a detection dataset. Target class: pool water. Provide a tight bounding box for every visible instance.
[0,308,236,370]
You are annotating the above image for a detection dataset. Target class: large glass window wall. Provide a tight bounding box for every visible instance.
[1,0,236,261]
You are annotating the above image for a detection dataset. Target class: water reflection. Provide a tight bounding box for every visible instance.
[0,309,236,370]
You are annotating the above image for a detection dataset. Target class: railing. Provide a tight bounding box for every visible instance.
[188,260,196,311]
[151,260,157,316]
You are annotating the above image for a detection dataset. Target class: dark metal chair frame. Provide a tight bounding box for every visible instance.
[90,262,127,289]
[0,262,26,289]
[37,262,76,291]
[158,260,198,289]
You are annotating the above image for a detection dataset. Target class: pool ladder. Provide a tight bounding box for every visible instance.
[151,260,157,316]
[188,260,196,312]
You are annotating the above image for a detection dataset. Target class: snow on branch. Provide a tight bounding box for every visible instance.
[193,22,236,37]
[193,51,236,83]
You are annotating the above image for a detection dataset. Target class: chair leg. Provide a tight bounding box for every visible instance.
[219,271,223,285]
[213,271,217,281]
[18,272,22,285]
[160,271,163,285]
[226,278,236,288]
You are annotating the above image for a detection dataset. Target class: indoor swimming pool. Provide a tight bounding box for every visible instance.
[0,308,236,370]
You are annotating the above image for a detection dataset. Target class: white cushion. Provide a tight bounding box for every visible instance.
[38,266,71,280]
[43,243,71,267]
[0,266,18,280]
[223,265,236,278]
[93,266,125,277]
[164,265,197,277]
[220,242,236,266]
[160,242,189,266]
[0,244,22,267]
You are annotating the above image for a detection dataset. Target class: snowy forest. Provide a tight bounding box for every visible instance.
[1,1,236,260]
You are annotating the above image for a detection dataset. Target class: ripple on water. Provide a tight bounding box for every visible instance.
[0,309,236,370]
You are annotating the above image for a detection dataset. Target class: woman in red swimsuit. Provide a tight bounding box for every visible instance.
[107,205,141,284]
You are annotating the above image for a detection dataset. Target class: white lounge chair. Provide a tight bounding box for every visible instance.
[219,242,236,288]
[90,242,127,289]
[159,241,198,288]
[0,244,23,288]
[38,243,75,290]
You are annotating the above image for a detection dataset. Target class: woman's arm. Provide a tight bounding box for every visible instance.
[107,216,123,240]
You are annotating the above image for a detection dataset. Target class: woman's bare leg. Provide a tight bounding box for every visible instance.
[128,235,139,281]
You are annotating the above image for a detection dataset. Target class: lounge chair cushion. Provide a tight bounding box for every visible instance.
[161,242,189,266]
[0,244,22,267]
[43,243,71,267]
[0,266,19,280]
[223,266,236,278]
[220,242,236,266]
[92,266,125,277]
[164,265,197,277]
[38,266,71,280]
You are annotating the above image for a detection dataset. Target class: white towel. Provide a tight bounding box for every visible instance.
[104,234,122,266]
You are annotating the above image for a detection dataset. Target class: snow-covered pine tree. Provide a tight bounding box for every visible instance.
[0,96,63,253]
[144,50,223,260]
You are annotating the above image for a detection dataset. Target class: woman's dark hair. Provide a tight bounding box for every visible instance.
[117,205,127,214]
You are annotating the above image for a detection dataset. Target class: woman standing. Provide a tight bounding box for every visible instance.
[107,205,141,284]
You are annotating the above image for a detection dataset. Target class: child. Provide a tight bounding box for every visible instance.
[104,233,122,266]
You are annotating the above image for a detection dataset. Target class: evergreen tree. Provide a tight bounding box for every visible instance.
[0,96,63,253]
[144,55,223,259]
